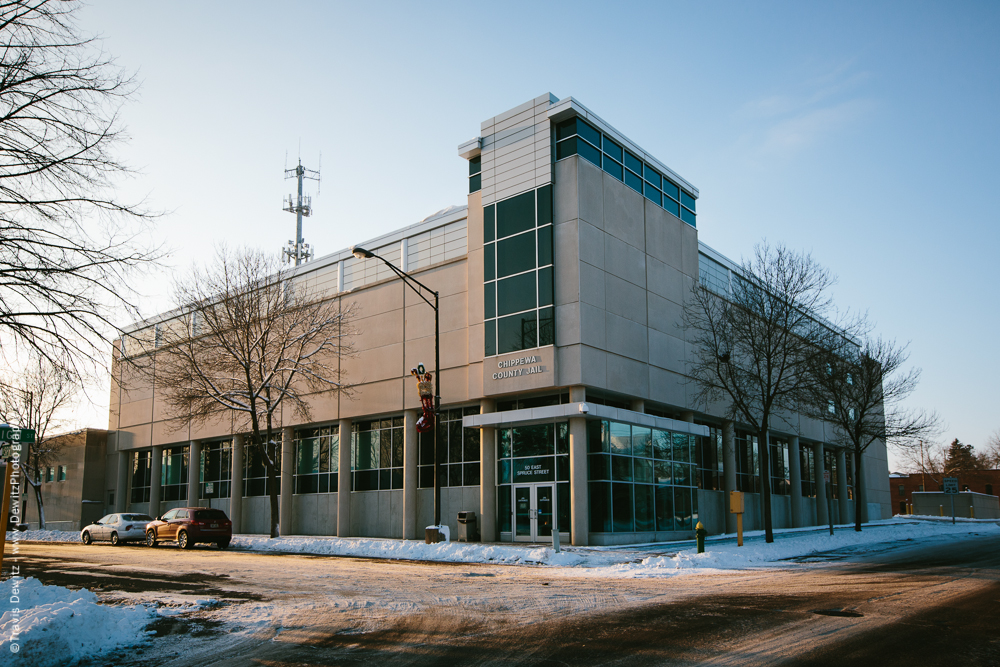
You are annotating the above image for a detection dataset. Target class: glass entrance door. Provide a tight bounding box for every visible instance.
[512,484,556,542]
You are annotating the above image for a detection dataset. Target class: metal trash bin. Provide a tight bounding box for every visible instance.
[457,510,478,542]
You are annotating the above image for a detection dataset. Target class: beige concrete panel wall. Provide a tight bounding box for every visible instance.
[647,292,685,337]
[606,275,647,325]
[553,156,579,223]
[296,390,341,424]
[555,302,581,346]
[679,220,700,279]
[187,410,235,443]
[341,379,403,419]
[352,309,405,352]
[342,343,404,384]
[556,344,583,387]
[119,357,154,403]
[646,256,686,306]
[580,345,608,387]
[648,328,687,374]
[577,158,604,229]
[114,424,151,451]
[579,262,606,310]
[605,235,646,289]
[119,399,153,428]
[580,302,607,350]
[342,280,404,321]
[467,324,484,367]
[606,352,649,399]
[605,312,648,363]
[439,366,470,404]
[151,419,189,446]
[467,191,483,249]
[578,219,605,271]
[644,200,686,272]
[403,328,468,372]
[554,219,580,306]
[603,174,645,250]
[648,367,687,407]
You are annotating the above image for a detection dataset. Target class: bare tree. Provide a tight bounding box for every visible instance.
[0,0,160,375]
[0,352,79,529]
[807,337,938,531]
[132,247,354,538]
[684,242,852,543]
[982,430,1000,469]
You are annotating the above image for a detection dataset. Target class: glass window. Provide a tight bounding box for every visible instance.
[130,451,151,503]
[469,173,481,194]
[633,427,652,458]
[624,169,643,194]
[513,424,554,458]
[353,419,403,491]
[603,158,623,182]
[662,179,680,201]
[635,484,654,532]
[556,136,578,161]
[485,321,496,357]
[485,282,496,319]
[201,440,232,499]
[496,272,537,316]
[577,139,601,167]
[643,183,661,206]
[484,205,495,243]
[624,150,643,174]
[610,422,632,455]
[537,185,552,226]
[681,191,696,212]
[576,118,601,147]
[602,136,623,163]
[484,245,495,281]
[469,155,481,176]
[497,232,536,278]
[589,481,612,532]
[663,197,680,218]
[612,483,634,532]
[555,117,578,142]
[537,225,553,267]
[162,446,189,501]
[643,165,661,189]
[681,207,696,226]
[496,190,535,239]
[538,268,553,308]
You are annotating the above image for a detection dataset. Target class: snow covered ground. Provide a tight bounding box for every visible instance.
[8,517,1000,573]
[0,577,154,667]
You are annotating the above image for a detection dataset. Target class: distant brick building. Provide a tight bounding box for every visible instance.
[22,428,108,531]
[890,470,1000,515]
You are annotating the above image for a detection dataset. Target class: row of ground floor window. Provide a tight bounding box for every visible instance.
[117,408,867,544]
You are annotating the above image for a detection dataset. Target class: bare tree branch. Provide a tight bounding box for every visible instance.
[127,246,354,538]
[0,0,162,379]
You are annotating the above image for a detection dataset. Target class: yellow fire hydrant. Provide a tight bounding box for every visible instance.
[696,521,708,554]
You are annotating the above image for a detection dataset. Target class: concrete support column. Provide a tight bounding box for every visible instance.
[629,399,645,413]
[788,436,802,528]
[837,448,849,525]
[479,399,496,543]
[337,418,352,537]
[722,421,737,533]
[403,409,419,540]
[569,385,587,546]
[116,451,129,512]
[230,435,244,533]
[187,440,201,506]
[681,411,695,423]
[280,426,294,536]
[814,443,828,527]
[856,451,869,523]
[149,445,163,518]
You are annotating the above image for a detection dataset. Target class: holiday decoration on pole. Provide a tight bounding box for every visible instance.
[410,364,435,433]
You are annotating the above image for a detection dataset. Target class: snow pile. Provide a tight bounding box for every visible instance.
[227,534,595,566]
[0,577,153,667]
[579,520,1000,578]
[5,530,81,543]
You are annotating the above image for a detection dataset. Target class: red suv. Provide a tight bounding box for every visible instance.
[145,507,232,549]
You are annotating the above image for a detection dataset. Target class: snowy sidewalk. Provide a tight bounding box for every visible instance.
[8,516,1000,572]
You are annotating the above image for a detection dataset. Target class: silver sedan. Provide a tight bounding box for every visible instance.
[81,513,154,546]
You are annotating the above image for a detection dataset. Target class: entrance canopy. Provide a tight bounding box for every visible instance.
[462,402,710,437]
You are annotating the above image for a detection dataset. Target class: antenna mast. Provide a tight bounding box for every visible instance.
[282,157,320,265]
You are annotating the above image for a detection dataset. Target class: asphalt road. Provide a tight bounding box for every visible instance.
[17,531,1000,666]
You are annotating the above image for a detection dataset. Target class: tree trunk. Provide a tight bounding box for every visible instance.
[266,440,280,538]
[33,482,45,530]
[758,427,774,542]
[853,447,864,531]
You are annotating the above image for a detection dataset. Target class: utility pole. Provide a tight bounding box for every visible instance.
[282,157,320,266]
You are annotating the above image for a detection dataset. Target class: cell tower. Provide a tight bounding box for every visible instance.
[282,157,320,265]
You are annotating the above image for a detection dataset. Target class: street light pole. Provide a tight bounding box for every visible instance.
[351,246,443,527]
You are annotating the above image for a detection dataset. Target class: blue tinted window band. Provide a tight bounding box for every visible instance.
[553,119,697,228]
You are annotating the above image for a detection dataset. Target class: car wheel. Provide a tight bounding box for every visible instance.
[178,530,194,549]
[146,530,158,547]
[81,531,92,545]
[110,532,120,546]
[217,539,230,549]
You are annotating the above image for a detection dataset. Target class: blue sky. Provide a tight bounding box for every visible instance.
[74,1,1000,466]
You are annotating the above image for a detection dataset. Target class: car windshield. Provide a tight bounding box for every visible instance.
[122,514,153,522]
[194,510,228,520]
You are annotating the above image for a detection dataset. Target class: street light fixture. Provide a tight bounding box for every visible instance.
[350,246,443,528]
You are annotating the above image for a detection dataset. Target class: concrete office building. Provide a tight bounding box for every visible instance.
[107,94,891,545]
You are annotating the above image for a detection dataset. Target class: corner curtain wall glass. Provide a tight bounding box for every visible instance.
[130,450,151,503]
[353,418,404,491]
[587,420,698,534]
[418,407,482,488]
[161,446,189,502]
[554,116,697,228]
[200,440,232,499]
[483,186,555,356]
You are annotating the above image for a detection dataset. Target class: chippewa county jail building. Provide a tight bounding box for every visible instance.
[106,94,891,545]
